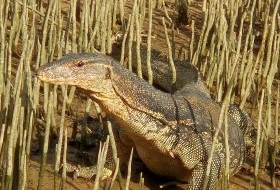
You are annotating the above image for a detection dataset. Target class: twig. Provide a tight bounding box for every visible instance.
[162,17,176,84]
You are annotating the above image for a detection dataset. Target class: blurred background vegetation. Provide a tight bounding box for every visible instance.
[0,0,279,189]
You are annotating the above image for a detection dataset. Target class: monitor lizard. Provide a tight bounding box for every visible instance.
[37,52,250,189]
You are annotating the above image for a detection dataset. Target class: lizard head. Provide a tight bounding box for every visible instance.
[36,53,114,92]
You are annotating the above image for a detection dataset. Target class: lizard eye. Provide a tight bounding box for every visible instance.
[76,61,85,67]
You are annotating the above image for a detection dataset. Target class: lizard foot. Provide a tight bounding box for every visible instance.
[73,165,112,180]
[61,163,112,180]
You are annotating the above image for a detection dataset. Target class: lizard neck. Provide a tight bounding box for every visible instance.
[88,62,177,136]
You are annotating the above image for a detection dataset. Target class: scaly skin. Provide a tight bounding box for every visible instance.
[128,43,211,96]
[129,44,255,149]
[37,53,245,189]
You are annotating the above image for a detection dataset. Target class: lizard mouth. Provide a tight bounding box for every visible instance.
[36,69,67,85]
